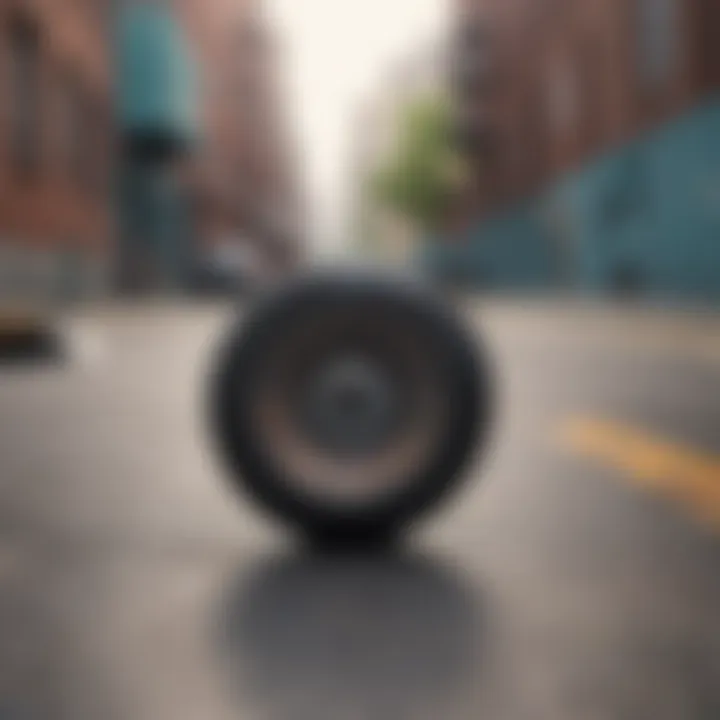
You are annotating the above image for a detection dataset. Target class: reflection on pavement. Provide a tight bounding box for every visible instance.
[214,550,495,720]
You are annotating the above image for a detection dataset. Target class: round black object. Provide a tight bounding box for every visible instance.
[209,273,493,544]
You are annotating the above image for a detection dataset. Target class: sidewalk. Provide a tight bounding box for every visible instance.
[466,294,720,330]
[464,295,720,365]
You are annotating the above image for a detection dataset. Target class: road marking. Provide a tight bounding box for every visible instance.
[556,417,720,530]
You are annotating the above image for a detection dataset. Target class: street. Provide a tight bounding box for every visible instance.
[0,300,719,719]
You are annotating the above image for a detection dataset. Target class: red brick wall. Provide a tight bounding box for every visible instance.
[0,0,113,259]
[453,0,719,219]
[176,0,298,264]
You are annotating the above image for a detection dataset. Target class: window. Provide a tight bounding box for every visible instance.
[547,60,579,138]
[696,0,720,87]
[70,85,89,186]
[59,75,83,184]
[636,0,680,93]
[523,86,550,181]
[452,15,495,103]
[60,76,102,192]
[577,37,604,149]
[8,17,41,177]
[239,19,265,55]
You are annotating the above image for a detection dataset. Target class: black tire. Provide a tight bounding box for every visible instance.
[208,272,493,544]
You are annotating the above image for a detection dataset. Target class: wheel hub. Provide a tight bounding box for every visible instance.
[301,356,401,456]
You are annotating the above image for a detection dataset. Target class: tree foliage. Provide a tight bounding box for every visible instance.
[370,95,467,234]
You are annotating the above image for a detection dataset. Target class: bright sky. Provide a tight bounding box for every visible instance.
[266,0,447,256]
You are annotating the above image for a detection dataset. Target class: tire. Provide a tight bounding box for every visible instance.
[208,272,493,544]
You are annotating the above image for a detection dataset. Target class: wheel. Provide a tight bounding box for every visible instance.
[209,273,493,544]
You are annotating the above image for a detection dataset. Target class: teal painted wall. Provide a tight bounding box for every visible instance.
[421,201,557,290]
[116,3,199,147]
[550,97,720,300]
[425,96,720,300]
[114,2,200,291]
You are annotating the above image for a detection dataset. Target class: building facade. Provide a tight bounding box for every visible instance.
[431,0,720,299]
[115,0,301,292]
[0,0,114,300]
[178,0,301,276]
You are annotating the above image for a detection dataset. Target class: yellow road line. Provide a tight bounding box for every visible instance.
[556,418,720,530]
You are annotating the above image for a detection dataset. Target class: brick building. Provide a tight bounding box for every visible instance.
[453,0,720,216]
[0,0,114,298]
[430,0,720,298]
[179,0,301,276]
[116,0,301,291]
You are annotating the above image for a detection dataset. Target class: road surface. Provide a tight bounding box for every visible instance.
[0,300,719,719]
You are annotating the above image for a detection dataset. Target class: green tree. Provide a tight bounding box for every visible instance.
[370,95,468,235]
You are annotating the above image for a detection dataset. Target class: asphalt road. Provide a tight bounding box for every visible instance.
[0,300,719,720]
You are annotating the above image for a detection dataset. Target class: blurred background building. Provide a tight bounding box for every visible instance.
[179,0,303,282]
[422,0,720,298]
[0,0,303,303]
[3,0,720,304]
[115,0,303,293]
[0,0,115,302]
